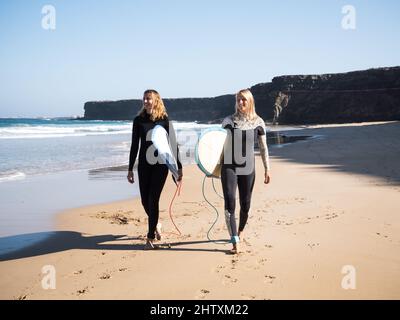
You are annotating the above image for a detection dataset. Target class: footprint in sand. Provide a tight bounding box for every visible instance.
[196,289,210,299]
[294,197,307,203]
[242,238,252,246]
[222,274,238,285]
[324,213,339,220]
[241,294,256,300]
[110,213,129,225]
[276,219,293,226]
[298,210,344,224]
[264,275,276,284]
[307,243,320,250]
[131,218,143,226]
[73,270,83,275]
[255,216,266,222]
[249,250,258,257]
[16,294,28,300]
[76,287,89,296]
[122,253,136,259]
[214,265,226,274]
[376,232,390,240]
[230,258,239,269]
[99,273,111,280]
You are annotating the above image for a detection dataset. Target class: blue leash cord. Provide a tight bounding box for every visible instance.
[212,177,224,199]
[202,175,229,244]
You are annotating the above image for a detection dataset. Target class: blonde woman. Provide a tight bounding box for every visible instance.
[221,89,271,254]
[127,89,183,250]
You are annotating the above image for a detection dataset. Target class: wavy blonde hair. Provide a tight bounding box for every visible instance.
[138,89,168,121]
[234,89,257,121]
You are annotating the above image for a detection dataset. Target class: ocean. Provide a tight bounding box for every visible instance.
[0,118,220,180]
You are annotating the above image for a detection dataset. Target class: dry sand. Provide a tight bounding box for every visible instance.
[1,121,400,300]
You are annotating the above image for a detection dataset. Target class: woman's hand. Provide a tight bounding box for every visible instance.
[264,171,271,184]
[127,171,134,184]
[177,169,183,182]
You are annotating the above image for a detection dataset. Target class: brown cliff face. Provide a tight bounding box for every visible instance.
[83,66,400,124]
[83,95,235,122]
[252,67,400,124]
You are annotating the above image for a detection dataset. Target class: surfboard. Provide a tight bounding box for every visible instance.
[151,125,179,180]
[195,127,228,178]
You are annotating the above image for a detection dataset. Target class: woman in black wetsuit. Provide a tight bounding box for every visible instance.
[127,89,183,250]
[221,89,271,254]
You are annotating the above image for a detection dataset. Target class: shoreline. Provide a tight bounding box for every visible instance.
[0,121,399,299]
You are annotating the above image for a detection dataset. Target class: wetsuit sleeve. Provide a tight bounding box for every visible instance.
[167,120,183,170]
[257,125,270,172]
[221,116,233,130]
[128,117,140,171]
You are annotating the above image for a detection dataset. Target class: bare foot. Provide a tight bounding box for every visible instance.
[144,239,159,250]
[155,223,162,241]
[228,244,240,255]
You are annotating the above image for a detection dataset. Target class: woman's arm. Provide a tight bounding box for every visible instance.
[257,122,271,185]
[166,119,183,179]
[258,133,270,172]
[128,117,140,171]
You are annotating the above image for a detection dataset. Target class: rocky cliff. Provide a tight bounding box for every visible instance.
[82,66,400,124]
[83,95,234,122]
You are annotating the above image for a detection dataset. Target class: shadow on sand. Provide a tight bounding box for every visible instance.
[0,231,230,261]
[271,122,400,185]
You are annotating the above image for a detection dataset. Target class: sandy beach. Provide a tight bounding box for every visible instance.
[1,121,399,300]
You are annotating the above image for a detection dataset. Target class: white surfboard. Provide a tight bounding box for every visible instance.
[195,128,228,178]
[151,125,179,180]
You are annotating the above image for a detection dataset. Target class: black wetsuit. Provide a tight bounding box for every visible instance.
[221,115,267,244]
[129,113,182,240]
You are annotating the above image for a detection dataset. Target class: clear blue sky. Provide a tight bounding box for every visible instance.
[0,0,399,117]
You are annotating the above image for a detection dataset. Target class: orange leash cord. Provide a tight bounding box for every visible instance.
[166,179,183,236]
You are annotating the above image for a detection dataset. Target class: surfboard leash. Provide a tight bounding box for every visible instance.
[202,175,229,244]
[211,177,224,199]
[166,179,183,237]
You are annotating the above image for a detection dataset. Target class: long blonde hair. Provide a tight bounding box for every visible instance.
[234,89,257,121]
[138,89,168,121]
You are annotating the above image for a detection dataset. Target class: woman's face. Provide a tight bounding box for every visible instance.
[143,93,154,114]
[237,94,248,114]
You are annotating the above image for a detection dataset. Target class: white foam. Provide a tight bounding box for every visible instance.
[0,123,132,139]
[0,171,26,182]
